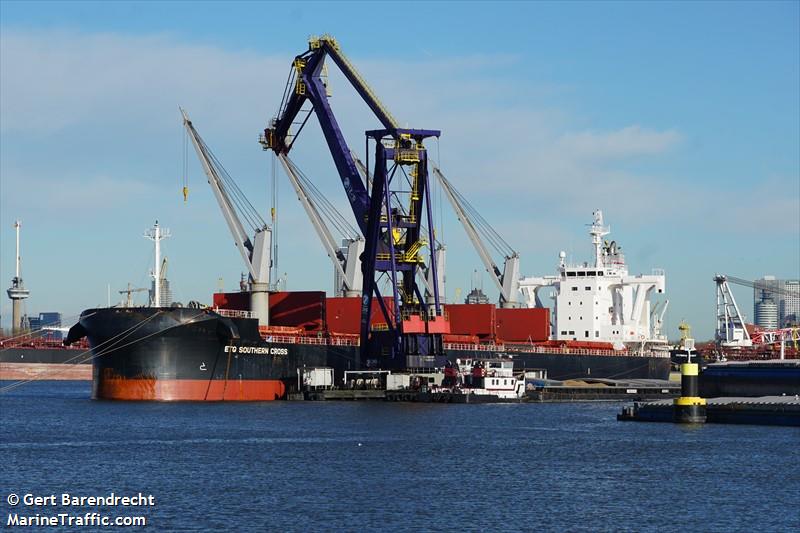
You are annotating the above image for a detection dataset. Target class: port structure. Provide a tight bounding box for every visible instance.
[714,274,753,348]
[715,274,800,353]
[7,220,30,333]
[261,35,447,367]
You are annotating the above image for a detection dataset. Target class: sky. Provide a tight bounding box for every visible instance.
[1,0,798,340]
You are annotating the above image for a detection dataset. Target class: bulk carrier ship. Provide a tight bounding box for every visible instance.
[64,36,670,400]
[65,213,670,401]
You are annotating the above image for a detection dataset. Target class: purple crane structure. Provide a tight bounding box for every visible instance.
[260,35,448,369]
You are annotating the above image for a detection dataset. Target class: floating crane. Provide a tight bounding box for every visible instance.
[261,35,446,366]
[432,167,520,308]
[181,108,272,325]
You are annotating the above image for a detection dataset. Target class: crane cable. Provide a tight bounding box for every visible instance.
[190,127,267,233]
[284,156,361,240]
[438,170,516,259]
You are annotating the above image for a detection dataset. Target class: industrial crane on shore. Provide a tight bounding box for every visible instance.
[261,35,446,366]
[714,274,800,348]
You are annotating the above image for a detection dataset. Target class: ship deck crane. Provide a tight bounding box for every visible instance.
[277,154,364,297]
[261,35,446,366]
[432,167,520,308]
[181,108,272,325]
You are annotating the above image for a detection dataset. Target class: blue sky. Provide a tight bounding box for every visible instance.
[1,1,798,339]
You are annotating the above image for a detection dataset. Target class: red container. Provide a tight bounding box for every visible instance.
[269,291,326,332]
[495,308,550,342]
[444,304,496,339]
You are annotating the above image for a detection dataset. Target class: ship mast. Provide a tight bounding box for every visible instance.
[144,221,170,307]
[590,210,610,268]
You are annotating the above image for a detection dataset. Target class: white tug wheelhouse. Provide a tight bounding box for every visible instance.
[520,211,667,347]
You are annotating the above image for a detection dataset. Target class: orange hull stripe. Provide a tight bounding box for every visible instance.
[94,378,286,401]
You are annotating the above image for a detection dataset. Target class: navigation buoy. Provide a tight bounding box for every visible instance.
[673,362,706,423]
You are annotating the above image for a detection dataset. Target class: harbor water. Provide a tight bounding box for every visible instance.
[1,381,798,531]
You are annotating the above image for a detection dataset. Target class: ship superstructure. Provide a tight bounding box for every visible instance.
[520,210,667,347]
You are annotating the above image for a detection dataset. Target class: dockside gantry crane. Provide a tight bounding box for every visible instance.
[261,35,447,367]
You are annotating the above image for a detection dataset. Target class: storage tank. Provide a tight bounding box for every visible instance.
[755,300,778,329]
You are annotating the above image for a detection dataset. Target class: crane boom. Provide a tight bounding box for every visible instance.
[433,166,520,307]
[726,275,800,298]
[262,39,372,233]
[182,108,271,324]
[277,154,363,296]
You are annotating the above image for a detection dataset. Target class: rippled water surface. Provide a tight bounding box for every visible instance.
[1,381,798,531]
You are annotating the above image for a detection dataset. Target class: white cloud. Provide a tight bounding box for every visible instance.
[556,125,682,160]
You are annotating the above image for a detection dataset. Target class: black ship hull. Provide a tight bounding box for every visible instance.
[68,307,352,401]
